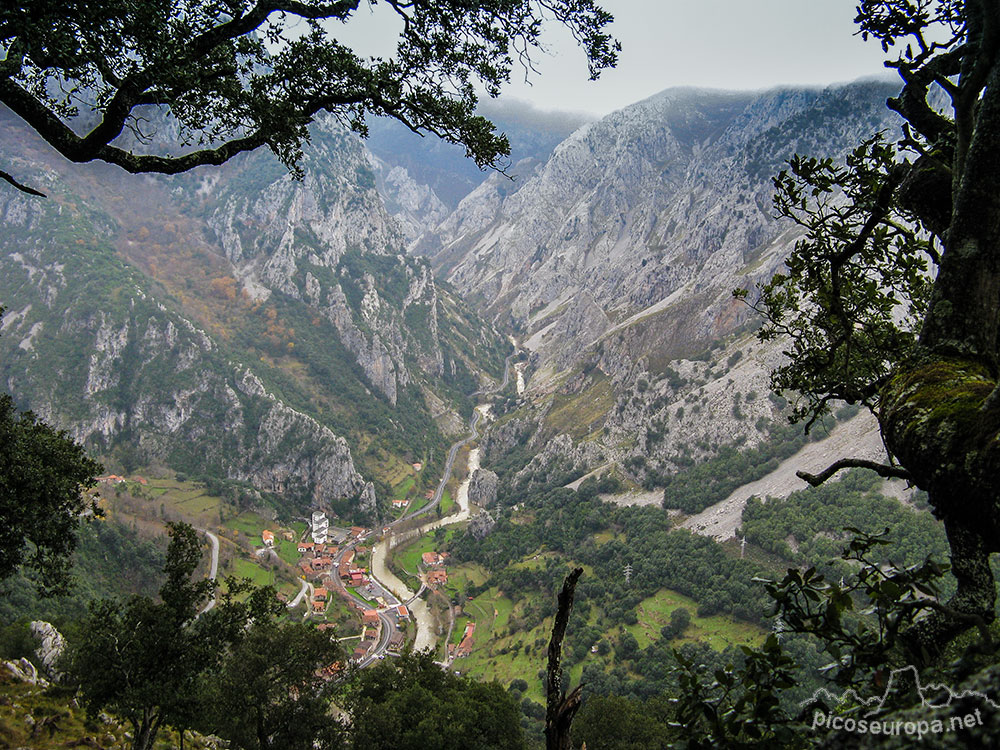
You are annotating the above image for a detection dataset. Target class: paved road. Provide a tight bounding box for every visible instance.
[329,348,518,664]
[287,578,309,609]
[471,349,516,396]
[198,529,220,615]
[403,407,487,521]
[328,538,404,665]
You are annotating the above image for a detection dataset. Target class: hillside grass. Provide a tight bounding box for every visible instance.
[224,511,271,539]
[391,528,457,578]
[451,567,766,705]
[457,591,552,704]
[625,588,766,650]
[230,558,276,587]
[439,488,455,515]
[115,476,224,529]
[0,680,219,750]
[544,371,614,441]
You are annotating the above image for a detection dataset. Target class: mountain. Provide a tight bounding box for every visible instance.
[0,107,510,518]
[0,79,903,516]
[411,81,902,495]
[365,99,594,242]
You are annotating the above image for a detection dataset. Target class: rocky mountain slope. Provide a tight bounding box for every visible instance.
[0,107,509,517]
[418,81,903,493]
[0,79,907,516]
[366,100,594,243]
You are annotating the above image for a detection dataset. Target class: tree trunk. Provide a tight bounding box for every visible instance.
[545,568,583,750]
[132,710,162,750]
[921,31,1000,365]
[879,46,1000,657]
[880,359,1000,660]
[903,504,997,663]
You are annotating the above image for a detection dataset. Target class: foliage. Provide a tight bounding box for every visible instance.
[0,391,102,594]
[735,0,1000,660]
[342,650,526,750]
[0,0,617,192]
[669,635,800,748]
[762,528,954,690]
[741,469,949,579]
[457,486,769,627]
[735,135,933,428]
[0,519,165,628]
[660,416,831,514]
[64,522,280,750]
[661,607,691,641]
[573,694,674,749]
[570,527,964,748]
[198,621,345,750]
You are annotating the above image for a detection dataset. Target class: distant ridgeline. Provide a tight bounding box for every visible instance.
[0,106,509,521]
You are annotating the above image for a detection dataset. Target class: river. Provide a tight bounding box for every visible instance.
[369,403,489,654]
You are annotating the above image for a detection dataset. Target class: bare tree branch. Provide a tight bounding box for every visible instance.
[0,169,45,197]
[796,458,912,487]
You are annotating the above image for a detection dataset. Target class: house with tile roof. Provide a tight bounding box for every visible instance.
[427,569,448,586]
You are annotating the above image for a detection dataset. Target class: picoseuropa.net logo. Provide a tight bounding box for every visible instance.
[804,665,998,741]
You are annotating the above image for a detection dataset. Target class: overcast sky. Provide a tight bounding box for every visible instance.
[338,1,895,117]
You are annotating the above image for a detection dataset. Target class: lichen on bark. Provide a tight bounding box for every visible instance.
[879,354,1000,658]
[880,356,1000,515]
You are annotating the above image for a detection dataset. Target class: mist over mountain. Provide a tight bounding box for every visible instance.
[363,81,896,498]
[0,78,903,519]
[366,98,595,209]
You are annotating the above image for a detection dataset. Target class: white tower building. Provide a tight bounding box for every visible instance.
[311,510,329,544]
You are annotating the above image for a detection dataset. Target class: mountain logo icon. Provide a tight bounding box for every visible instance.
[801,665,1000,718]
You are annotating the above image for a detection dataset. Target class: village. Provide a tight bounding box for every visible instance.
[93,440,482,676]
[256,509,472,666]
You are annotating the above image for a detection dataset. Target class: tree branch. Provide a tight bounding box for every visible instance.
[796,459,912,487]
[0,169,45,197]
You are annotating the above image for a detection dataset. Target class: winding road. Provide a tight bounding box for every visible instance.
[287,578,310,610]
[198,529,220,615]
[328,350,518,663]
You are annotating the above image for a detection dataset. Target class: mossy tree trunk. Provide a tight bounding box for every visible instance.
[876,7,1000,658]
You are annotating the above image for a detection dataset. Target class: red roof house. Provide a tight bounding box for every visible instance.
[427,569,448,585]
[422,552,440,566]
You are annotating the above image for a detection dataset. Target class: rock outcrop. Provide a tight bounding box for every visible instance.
[0,107,510,518]
[467,509,497,540]
[2,658,47,687]
[30,621,65,682]
[429,82,902,487]
[468,468,499,508]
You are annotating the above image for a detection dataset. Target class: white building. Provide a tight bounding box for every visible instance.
[311,510,329,544]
